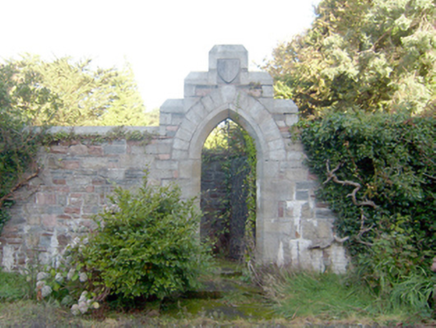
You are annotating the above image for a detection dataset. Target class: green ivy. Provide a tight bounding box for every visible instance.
[42,127,154,146]
[298,111,435,307]
[298,111,435,260]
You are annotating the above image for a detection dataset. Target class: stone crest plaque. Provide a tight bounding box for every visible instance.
[217,58,240,83]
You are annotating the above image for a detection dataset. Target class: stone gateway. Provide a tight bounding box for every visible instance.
[0,45,348,272]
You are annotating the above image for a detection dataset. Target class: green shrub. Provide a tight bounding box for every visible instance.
[298,111,435,260]
[68,173,211,301]
[297,111,436,312]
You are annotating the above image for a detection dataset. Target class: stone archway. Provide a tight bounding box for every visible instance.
[159,45,348,271]
[171,90,284,261]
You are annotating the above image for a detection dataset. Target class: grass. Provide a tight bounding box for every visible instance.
[263,268,434,325]
[0,268,30,301]
[0,264,435,327]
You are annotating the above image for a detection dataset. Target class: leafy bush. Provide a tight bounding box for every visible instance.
[298,111,435,257]
[68,173,211,301]
[297,111,436,311]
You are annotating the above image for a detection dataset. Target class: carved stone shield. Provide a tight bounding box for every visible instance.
[217,59,240,83]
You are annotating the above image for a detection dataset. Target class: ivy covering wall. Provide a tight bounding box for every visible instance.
[298,111,435,300]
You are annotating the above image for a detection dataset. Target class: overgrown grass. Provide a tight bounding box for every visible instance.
[0,268,30,301]
[263,269,434,325]
[1,265,435,327]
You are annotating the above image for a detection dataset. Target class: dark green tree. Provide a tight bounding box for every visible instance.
[264,0,436,117]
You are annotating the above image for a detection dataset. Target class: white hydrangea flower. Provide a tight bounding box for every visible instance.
[78,291,88,303]
[64,255,72,265]
[78,301,89,314]
[36,272,50,281]
[79,272,88,282]
[67,268,75,281]
[55,272,64,283]
[36,280,45,288]
[41,285,52,298]
[71,304,80,316]
[92,301,100,309]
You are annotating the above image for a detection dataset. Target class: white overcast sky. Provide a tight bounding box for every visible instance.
[1,0,320,110]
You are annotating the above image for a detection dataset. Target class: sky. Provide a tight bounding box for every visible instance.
[1,0,320,110]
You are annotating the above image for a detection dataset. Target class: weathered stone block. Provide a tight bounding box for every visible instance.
[314,208,336,220]
[156,160,178,171]
[262,85,274,97]
[269,149,286,161]
[285,113,299,127]
[36,193,56,205]
[176,128,193,142]
[302,219,334,242]
[41,215,57,228]
[47,206,64,215]
[62,160,80,170]
[103,144,126,155]
[50,146,68,154]
[272,99,299,114]
[296,190,309,201]
[296,181,318,190]
[88,146,103,156]
[172,149,188,160]
[173,138,189,151]
[159,112,172,125]
[160,99,185,113]
[186,103,206,125]
[200,95,215,112]
[68,144,88,156]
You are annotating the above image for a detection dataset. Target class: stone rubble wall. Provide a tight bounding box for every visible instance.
[0,126,179,270]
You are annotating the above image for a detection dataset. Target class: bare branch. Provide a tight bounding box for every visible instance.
[324,160,377,208]
[0,167,40,208]
[323,160,377,247]
[355,209,374,246]
[308,233,350,250]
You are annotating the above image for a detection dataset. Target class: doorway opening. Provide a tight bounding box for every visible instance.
[200,118,256,261]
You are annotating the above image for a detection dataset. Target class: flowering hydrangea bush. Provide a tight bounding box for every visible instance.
[32,237,99,315]
[70,291,99,315]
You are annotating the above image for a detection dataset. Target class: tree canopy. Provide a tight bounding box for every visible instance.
[1,56,155,126]
[264,0,436,117]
